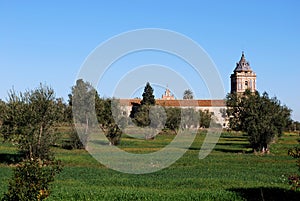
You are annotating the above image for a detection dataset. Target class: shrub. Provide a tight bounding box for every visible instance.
[66,125,86,149]
[2,158,62,201]
[106,124,122,145]
[288,146,300,191]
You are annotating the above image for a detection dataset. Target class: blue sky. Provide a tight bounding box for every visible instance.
[1,1,300,121]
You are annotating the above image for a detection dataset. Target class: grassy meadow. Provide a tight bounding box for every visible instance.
[0,130,299,200]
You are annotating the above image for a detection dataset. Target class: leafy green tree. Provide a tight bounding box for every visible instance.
[149,106,166,129]
[183,89,194,99]
[164,107,211,133]
[0,99,6,128]
[69,80,125,146]
[62,126,85,150]
[0,84,63,201]
[130,83,167,139]
[131,82,156,127]
[219,108,227,119]
[165,107,181,133]
[131,104,166,139]
[226,90,292,152]
[140,82,155,106]
[181,108,199,129]
[55,97,71,123]
[133,105,151,127]
[296,121,300,131]
[287,121,300,132]
[1,84,63,160]
[66,79,95,149]
[199,109,212,128]
[69,79,96,136]
[95,97,124,145]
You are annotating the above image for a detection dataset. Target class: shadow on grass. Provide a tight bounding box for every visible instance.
[221,135,248,139]
[229,187,300,201]
[0,153,23,164]
[216,142,249,147]
[188,142,252,154]
[214,148,253,154]
[188,146,253,153]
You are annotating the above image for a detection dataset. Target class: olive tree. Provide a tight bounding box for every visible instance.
[181,108,199,129]
[164,107,181,134]
[96,97,125,145]
[1,84,63,160]
[69,79,126,146]
[69,79,96,137]
[226,90,292,153]
[1,84,62,201]
[199,109,212,128]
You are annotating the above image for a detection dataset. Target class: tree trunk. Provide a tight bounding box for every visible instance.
[38,125,43,147]
[85,114,89,135]
[29,144,33,159]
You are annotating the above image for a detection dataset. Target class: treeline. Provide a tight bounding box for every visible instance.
[0,80,217,149]
[69,80,218,145]
[1,80,298,152]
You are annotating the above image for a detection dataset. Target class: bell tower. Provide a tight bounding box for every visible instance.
[230,52,257,94]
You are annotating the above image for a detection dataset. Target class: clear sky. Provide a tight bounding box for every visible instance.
[1,1,299,121]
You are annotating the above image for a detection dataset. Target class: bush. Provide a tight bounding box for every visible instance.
[66,126,86,149]
[2,158,62,201]
[288,146,300,191]
[106,124,122,145]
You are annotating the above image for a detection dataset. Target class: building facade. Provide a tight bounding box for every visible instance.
[119,53,256,128]
[119,98,227,127]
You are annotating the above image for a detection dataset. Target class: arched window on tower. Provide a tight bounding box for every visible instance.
[245,81,248,89]
[249,79,253,90]
[237,80,240,90]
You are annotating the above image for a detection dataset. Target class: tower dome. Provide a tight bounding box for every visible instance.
[234,51,252,72]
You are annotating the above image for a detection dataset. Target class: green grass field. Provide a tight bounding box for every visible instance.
[1,131,299,200]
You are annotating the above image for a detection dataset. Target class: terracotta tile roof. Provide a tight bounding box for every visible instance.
[118,99,225,107]
[119,99,141,106]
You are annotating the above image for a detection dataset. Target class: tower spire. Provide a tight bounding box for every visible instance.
[241,51,245,60]
[234,51,251,72]
[240,51,246,62]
